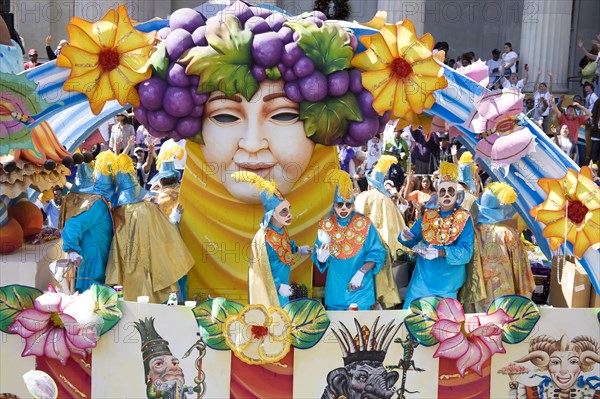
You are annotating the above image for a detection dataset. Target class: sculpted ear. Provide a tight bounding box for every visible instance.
[327,368,350,397]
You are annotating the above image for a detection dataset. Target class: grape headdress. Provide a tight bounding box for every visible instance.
[135,0,390,146]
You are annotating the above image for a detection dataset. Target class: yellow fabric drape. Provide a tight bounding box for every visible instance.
[248,228,279,307]
[354,189,409,257]
[105,201,194,303]
[180,142,339,303]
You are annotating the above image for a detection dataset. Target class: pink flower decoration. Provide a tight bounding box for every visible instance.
[457,59,490,87]
[431,298,513,377]
[468,89,537,170]
[7,286,100,365]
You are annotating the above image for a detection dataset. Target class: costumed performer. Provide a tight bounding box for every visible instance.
[105,154,194,303]
[355,155,406,308]
[474,182,535,312]
[398,161,475,309]
[61,152,115,292]
[312,169,387,310]
[233,171,311,307]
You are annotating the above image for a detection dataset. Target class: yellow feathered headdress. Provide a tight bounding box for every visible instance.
[112,153,136,175]
[232,171,284,227]
[326,169,353,202]
[439,161,458,182]
[156,145,185,170]
[486,182,517,204]
[93,150,116,177]
[373,155,398,174]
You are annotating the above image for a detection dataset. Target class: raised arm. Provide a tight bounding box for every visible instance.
[575,101,592,119]
[522,66,529,85]
[577,39,598,61]
[547,70,553,93]
[533,67,541,92]
[549,93,560,115]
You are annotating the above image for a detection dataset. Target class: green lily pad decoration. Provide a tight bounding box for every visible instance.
[180,15,258,100]
[404,296,443,347]
[193,298,244,350]
[0,285,43,333]
[90,285,122,336]
[284,298,330,349]
[300,92,362,145]
[285,20,353,75]
[487,295,540,344]
[149,41,169,81]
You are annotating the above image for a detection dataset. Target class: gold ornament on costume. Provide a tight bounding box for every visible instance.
[351,19,447,129]
[325,169,353,201]
[422,208,469,245]
[57,5,156,115]
[265,228,295,266]
[320,214,370,259]
[530,166,599,259]
[439,161,458,182]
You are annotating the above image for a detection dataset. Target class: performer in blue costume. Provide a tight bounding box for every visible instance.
[61,151,115,292]
[398,161,474,309]
[313,170,387,310]
[233,171,311,307]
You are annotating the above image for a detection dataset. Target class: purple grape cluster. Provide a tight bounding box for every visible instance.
[135,1,388,145]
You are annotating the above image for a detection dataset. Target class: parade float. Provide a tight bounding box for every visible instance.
[0,1,598,398]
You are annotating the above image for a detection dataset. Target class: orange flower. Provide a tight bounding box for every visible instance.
[57,5,156,115]
[530,167,600,258]
[351,20,447,124]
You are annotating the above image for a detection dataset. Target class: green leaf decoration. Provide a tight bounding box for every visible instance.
[285,20,353,75]
[404,296,443,347]
[0,73,52,154]
[487,295,540,344]
[300,92,363,145]
[0,285,43,333]
[180,16,258,100]
[90,285,122,336]
[265,65,282,81]
[193,298,244,350]
[284,298,330,349]
[149,42,169,81]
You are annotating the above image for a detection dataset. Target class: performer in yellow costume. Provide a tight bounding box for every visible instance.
[474,182,535,312]
[106,154,194,303]
[355,155,406,308]
[232,171,312,307]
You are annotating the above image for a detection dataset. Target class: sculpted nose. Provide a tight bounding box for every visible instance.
[239,123,267,153]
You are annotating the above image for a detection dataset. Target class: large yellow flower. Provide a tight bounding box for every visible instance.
[223,304,291,365]
[530,166,600,258]
[351,20,447,123]
[57,5,156,115]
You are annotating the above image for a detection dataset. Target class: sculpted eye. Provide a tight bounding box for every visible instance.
[271,112,299,122]
[358,375,367,383]
[211,114,240,124]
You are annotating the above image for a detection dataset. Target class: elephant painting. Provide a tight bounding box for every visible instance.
[322,317,401,399]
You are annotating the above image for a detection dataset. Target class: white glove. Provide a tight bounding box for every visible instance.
[423,247,439,260]
[315,244,330,263]
[278,284,293,298]
[169,205,182,224]
[400,228,414,242]
[297,245,312,256]
[348,270,365,291]
[400,152,406,160]
[67,251,82,266]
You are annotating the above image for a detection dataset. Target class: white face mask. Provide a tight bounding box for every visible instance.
[437,181,458,211]
[272,200,292,227]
